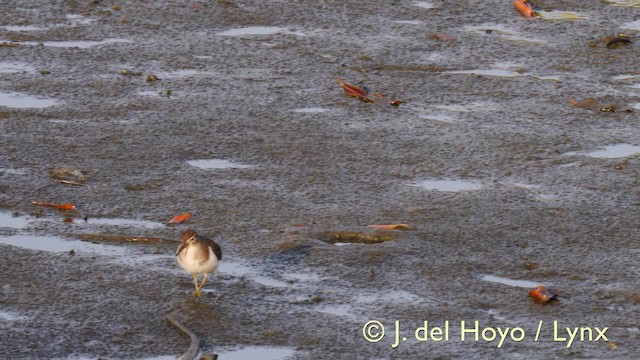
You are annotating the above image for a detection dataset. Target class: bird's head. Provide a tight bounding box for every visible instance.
[181,229,198,244]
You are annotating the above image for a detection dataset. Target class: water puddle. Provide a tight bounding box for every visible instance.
[187,159,253,170]
[0,211,31,229]
[1,15,96,33]
[137,90,168,98]
[316,304,352,317]
[410,104,459,123]
[433,101,498,113]
[0,167,28,176]
[480,275,541,288]
[500,182,540,191]
[393,20,425,25]
[621,19,640,30]
[0,25,48,31]
[0,62,36,74]
[611,74,640,81]
[215,346,296,360]
[157,69,208,78]
[411,179,483,192]
[142,347,296,360]
[291,107,330,113]
[412,1,434,9]
[464,24,547,44]
[17,38,132,48]
[536,11,589,20]
[0,309,28,321]
[216,26,305,37]
[586,144,640,159]
[0,234,126,254]
[113,253,172,268]
[218,261,289,288]
[445,64,559,80]
[445,69,521,78]
[535,193,558,201]
[420,113,456,123]
[65,14,96,26]
[356,289,426,304]
[282,272,321,282]
[84,217,164,229]
[0,91,59,108]
[563,144,640,159]
[333,242,356,246]
[605,0,640,6]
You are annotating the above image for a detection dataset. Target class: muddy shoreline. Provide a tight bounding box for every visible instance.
[1,1,639,359]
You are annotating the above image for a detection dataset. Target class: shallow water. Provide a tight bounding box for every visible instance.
[215,346,296,360]
[621,19,640,30]
[0,25,48,31]
[218,261,290,288]
[141,346,296,360]
[586,144,640,158]
[0,234,126,254]
[315,304,352,317]
[0,211,31,229]
[0,91,59,108]
[187,159,253,170]
[411,1,434,9]
[0,310,28,322]
[480,275,542,288]
[0,62,35,74]
[2,1,639,358]
[564,144,640,159]
[156,69,208,78]
[411,179,483,192]
[17,38,132,48]
[216,27,306,37]
[605,0,640,6]
[291,107,331,113]
[84,217,164,229]
[536,10,589,20]
[445,69,521,78]
[464,24,548,44]
[0,167,28,176]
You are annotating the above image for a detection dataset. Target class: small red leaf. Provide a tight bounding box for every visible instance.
[169,212,191,224]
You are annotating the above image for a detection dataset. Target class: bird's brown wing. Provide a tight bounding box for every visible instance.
[210,240,222,260]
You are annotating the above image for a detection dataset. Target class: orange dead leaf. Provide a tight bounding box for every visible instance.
[337,78,377,103]
[514,0,536,18]
[32,201,76,211]
[169,212,191,224]
[367,224,410,230]
[337,77,368,97]
[528,285,556,304]
[567,97,578,106]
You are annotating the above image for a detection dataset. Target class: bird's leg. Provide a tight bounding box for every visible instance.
[198,273,208,291]
[192,273,201,297]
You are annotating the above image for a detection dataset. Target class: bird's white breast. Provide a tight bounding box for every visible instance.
[177,245,219,274]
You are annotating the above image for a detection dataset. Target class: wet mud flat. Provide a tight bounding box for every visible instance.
[1,0,639,358]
